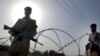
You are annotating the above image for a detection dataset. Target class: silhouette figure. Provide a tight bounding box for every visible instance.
[8,6,38,56]
[86,23,100,56]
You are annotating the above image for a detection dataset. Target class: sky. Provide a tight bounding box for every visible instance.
[0,0,100,55]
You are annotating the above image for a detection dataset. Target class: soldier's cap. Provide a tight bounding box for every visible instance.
[24,6,32,11]
[90,23,97,28]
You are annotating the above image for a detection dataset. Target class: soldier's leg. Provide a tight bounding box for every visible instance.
[9,51,20,56]
[91,51,98,56]
[98,51,100,56]
[87,49,91,56]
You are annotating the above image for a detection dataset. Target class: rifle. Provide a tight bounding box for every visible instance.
[4,25,17,36]
[4,25,11,30]
[4,25,43,46]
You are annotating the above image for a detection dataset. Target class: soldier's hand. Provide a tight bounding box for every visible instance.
[31,38,38,42]
[8,30,16,36]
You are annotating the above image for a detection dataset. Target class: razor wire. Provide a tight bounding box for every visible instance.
[0,28,91,55]
[57,33,89,52]
[34,29,64,53]
[0,36,10,45]
[32,28,80,55]
[0,28,79,55]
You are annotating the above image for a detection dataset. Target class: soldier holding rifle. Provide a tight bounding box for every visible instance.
[4,6,38,56]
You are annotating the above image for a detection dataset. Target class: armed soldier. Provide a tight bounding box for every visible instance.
[86,23,100,56]
[8,6,38,56]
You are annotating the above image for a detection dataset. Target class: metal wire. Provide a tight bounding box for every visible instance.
[0,28,91,56]
[32,28,79,55]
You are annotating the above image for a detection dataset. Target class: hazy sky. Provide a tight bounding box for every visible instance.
[0,0,100,55]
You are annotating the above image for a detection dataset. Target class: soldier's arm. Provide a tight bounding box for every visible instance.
[9,19,21,35]
[30,20,38,42]
[31,20,38,36]
[12,19,21,29]
[88,34,91,41]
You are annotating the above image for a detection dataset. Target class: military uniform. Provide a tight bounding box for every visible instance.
[9,17,37,56]
[87,32,100,56]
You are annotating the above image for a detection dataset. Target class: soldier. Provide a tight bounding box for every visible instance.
[86,23,100,56]
[8,6,38,56]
